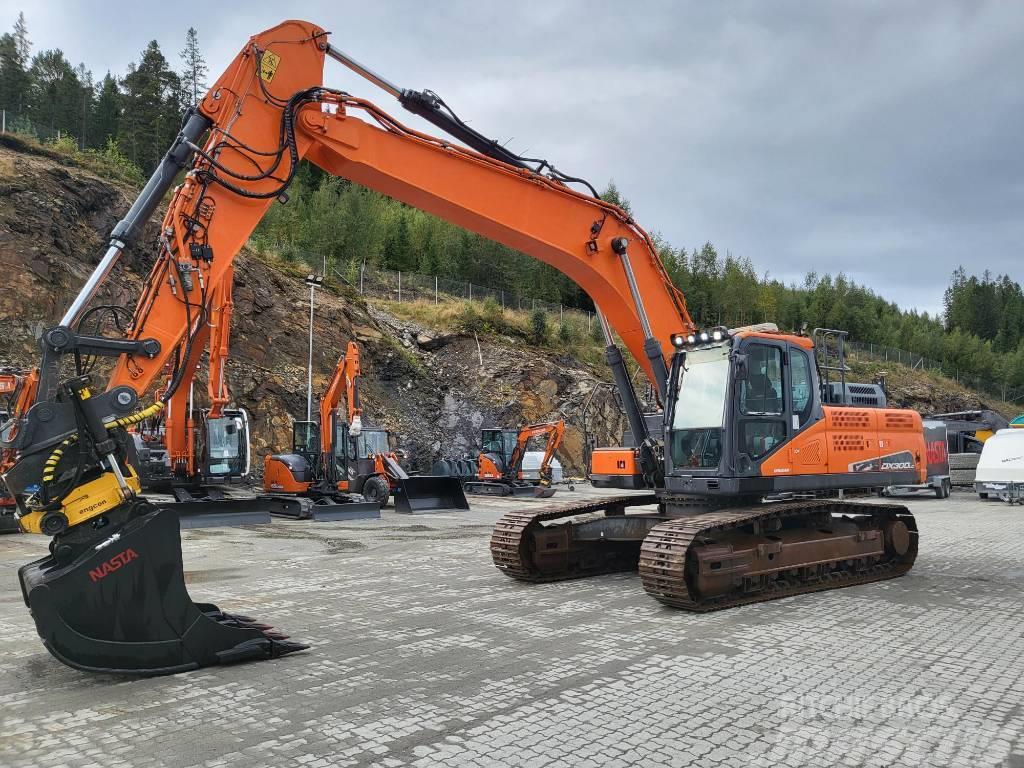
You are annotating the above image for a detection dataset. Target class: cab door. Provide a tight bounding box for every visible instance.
[734,340,790,474]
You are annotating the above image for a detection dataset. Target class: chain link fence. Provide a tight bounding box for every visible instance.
[352,263,593,325]
[1,108,70,144]
[276,245,597,330]
[278,247,1024,406]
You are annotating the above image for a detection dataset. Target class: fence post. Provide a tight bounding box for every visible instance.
[1,110,5,134]
[559,304,563,324]
[500,290,504,309]
[469,282,472,301]
[359,262,365,294]
[398,271,402,302]
[434,275,438,305]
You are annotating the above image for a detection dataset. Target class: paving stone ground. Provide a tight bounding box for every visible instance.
[1,485,1022,768]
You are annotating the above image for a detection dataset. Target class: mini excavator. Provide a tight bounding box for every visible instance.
[465,421,565,497]
[263,341,467,513]
[1,20,921,675]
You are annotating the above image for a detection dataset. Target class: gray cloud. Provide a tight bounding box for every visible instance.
[3,0,1021,315]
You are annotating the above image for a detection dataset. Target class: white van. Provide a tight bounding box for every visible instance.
[975,429,1024,501]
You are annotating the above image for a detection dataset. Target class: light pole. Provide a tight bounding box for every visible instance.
[305,273,324,421]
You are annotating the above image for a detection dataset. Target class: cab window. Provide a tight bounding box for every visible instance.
[738,343,785,461]
[790,349,813,427]
[740,345,783,415]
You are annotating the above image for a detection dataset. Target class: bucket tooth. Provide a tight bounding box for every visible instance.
[19,505,308,675]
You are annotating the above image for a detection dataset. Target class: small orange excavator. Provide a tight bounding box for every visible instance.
[264,341,467,514]
[463,421,565,497]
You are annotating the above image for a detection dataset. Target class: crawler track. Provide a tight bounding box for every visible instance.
[490,494,658,581]
[491,497,918,610]
[639,500,918,611]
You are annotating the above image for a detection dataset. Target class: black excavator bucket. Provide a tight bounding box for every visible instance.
[393,475,470,514]
[18,506,307,675]
[533,486,557,499]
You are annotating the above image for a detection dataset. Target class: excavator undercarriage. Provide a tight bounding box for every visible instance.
[491,496,917,610]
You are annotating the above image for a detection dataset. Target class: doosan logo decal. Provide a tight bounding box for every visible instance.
[880,460,915,470]
[88,548,140,583]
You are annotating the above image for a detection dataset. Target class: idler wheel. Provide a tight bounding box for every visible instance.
[884,520,910,556]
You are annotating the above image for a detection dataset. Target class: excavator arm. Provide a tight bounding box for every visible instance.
[319,340,363,460]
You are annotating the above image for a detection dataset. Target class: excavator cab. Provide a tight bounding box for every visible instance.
[480,429,520,475]
[131,408,252,491]
[200,409,250,484]
[662,326,923,498]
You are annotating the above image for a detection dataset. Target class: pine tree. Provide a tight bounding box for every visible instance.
[27,49,82,137]
[0,13,31,113]
[73,62,94,147]
[179,27,208,106]
[13,11,29,63]
[119,41,182,172]
[600,179,633,215]
[91,72,120,147]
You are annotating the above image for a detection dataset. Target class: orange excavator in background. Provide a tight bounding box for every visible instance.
[129,269,296,524]
[2,20,923,676]
[263,341,467,515]
[1,368,38,532]
[460,421,565,497]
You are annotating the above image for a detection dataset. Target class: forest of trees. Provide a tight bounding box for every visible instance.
[1,12,1021,395]
[0,12,205,172]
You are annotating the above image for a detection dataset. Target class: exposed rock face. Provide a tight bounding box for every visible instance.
[0,141,624,475]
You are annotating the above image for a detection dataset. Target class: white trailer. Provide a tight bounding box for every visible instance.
[975,429,1024,504]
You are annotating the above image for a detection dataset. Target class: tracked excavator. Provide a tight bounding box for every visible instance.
[0,19,920,675]
[463,421,565,497]
[263,340,467,514]
[127,268,301,524]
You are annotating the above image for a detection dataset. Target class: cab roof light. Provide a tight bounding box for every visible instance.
[670,327,731,348]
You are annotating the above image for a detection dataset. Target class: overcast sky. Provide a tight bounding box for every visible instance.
[4,1,1021,316]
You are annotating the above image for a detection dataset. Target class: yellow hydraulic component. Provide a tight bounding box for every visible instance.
[23,404,159,535]
[19,466,142,535]
[107,402,164,429]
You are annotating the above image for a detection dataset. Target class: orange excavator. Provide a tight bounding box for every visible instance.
[2,20,921,675]
[463,421,565,497]
[125,269,301,524]
[1,368,38,532]
[263,340,467,515]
